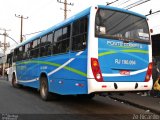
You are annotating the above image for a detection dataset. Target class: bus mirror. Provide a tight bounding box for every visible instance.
[150,29,153,33]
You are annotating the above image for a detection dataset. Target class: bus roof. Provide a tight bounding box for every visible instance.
[98,5,146,18]
[15,5,146,49]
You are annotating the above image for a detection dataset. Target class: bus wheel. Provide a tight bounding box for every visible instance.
[12,74,19,88]
[40,77,51,101]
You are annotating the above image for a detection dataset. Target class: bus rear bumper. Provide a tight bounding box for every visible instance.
[88,79,153,94]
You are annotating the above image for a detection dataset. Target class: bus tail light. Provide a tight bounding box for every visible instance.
[145,62,152,82]
[91,58,103,82]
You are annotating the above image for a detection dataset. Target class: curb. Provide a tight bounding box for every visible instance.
[110,96,160,115]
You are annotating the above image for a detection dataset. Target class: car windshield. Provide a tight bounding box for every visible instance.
[95,9,150,42]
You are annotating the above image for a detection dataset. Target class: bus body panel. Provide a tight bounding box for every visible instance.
[16,60,40,88]
[87,6,152,94]
[87,80,153,94]
[49,51,88,95]
[98,38,149,82]
[16,51,88,95]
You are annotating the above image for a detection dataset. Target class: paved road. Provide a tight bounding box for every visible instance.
[0,80,154,120]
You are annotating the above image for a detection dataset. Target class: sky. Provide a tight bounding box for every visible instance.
[0,0,160,54]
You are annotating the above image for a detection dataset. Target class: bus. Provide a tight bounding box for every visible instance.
[10,5,153,100]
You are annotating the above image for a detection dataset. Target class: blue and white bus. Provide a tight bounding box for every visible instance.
[10,5,153,100]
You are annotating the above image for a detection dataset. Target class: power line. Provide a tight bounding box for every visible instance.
[6,35,18,45]
[146,9,160,16]
[57,0,74,20]
[128,0,151,9]
[124,0,151,10]
[23,30,44,36]
[0,33,18,45]
[106,0,119,5]
[22,30,44,40]
[124,0,142,9]
[117,0,132,6]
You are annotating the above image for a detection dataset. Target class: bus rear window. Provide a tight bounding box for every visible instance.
[95,9,150,42]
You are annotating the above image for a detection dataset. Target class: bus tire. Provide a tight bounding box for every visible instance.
[40,76,52,101]
[12,73,19,88]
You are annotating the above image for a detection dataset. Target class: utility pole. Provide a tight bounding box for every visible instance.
[0,28,10,77]
[57,0,74,20]
[15,14,28,43]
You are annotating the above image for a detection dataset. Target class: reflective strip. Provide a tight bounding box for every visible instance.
[18,78,39,83]
[102,68,147,77]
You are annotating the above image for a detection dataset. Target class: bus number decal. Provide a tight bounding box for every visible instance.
[40,66,48,70]
[115,59,136,65]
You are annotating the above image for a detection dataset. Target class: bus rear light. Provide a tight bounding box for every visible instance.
[148,63,152,70]
[145,62,152,82]
[91,58,103,82]
[96,73,101,79]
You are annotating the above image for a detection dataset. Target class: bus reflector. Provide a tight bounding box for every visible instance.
[144,85,148,88]
[91,58,103,82]
[145,62,152,82]
[102,85,107,88]
[75,83,84,87]
[120,70,130,75]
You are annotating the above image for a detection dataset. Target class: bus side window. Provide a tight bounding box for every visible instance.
[40,35,47,57]
[53,29,62,54]
[6,53,13,67]
[71,16,88,51]
[47,33,53,55]
[27,44,31,59]
[62,26,70,52]
[24,43,30,60]
[9,53,13,67]
[18,46,24,61]
[52,25,70,55]
[13,48,18,62]
[31,39,40,58]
